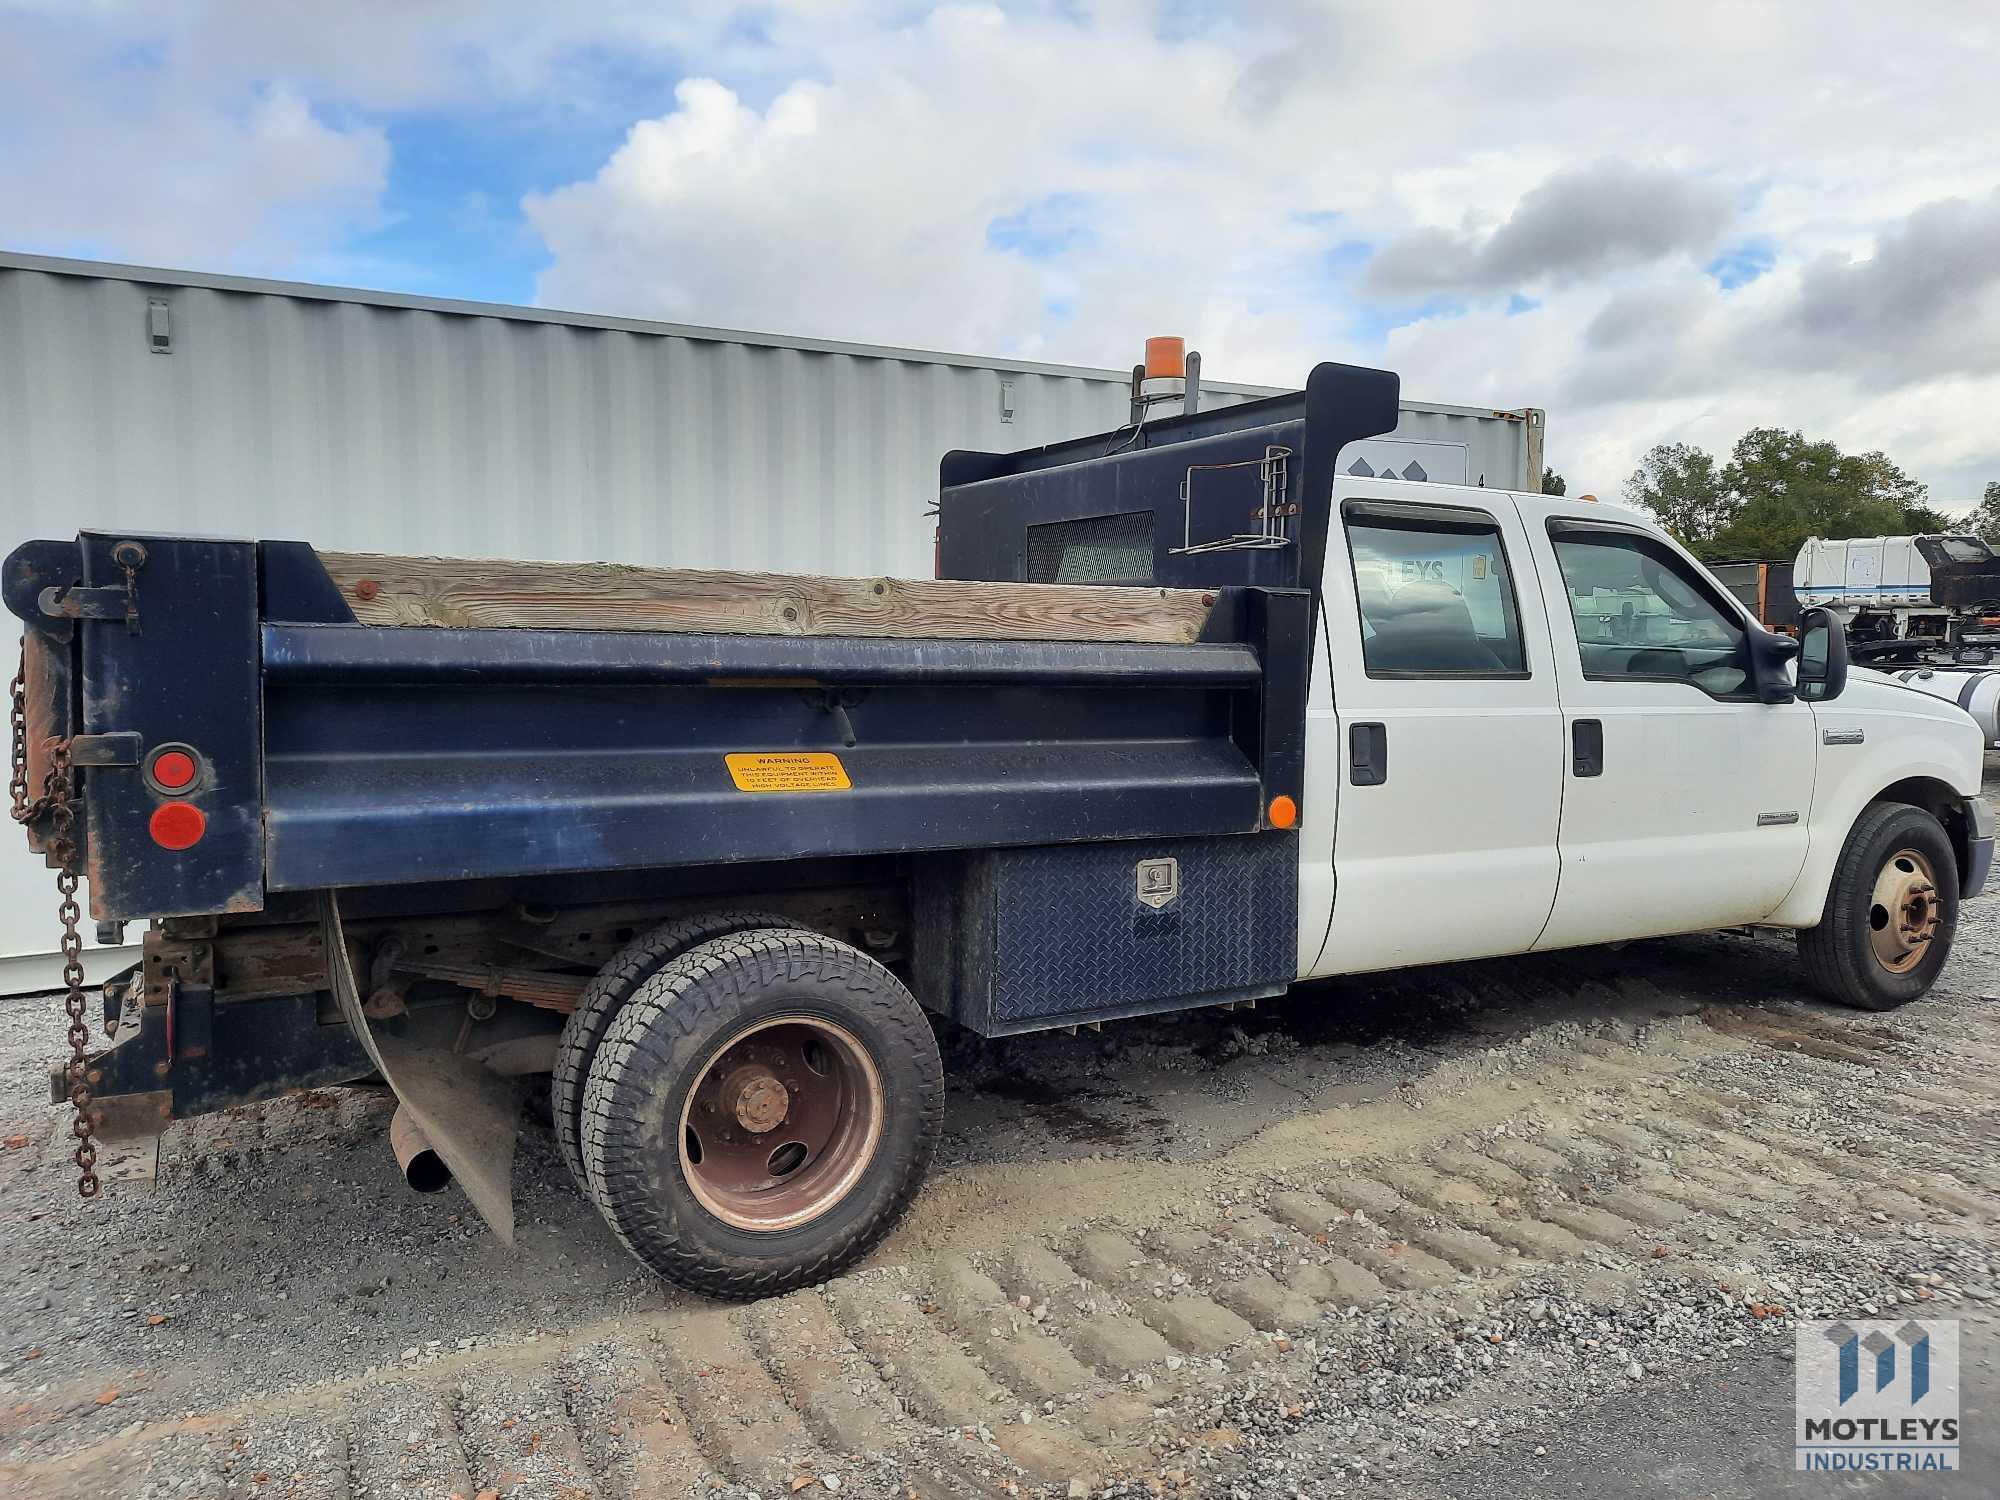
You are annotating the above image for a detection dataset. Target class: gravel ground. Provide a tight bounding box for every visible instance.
[1,762,1995,1498]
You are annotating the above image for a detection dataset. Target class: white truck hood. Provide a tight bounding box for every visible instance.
[1827,668,1987,794]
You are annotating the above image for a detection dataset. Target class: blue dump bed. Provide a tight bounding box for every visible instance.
[3,362,1398,1206]
[9,362,1400,928]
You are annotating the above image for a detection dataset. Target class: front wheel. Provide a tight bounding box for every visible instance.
[579,927,943,1298]
[1798,802,1960,1010]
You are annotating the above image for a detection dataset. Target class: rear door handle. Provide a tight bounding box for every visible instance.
[1572,718,1604,777]
[1349,722,1387,785]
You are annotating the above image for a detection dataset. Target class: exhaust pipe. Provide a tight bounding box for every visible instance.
[390,1106,452,1193]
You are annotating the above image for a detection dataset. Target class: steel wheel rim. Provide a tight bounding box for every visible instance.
[677,1015,884,1232]
[1867,847,1940,975]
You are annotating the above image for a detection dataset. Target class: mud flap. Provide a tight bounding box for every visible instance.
[319,892,524,1243]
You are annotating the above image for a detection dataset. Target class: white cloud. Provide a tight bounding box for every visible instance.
[1365,162,1734,297]
[0,17,389,272]
[525,5,1345,373]
[4,0,1999,502]
[0,0,789,274]
[517,2,2000,501]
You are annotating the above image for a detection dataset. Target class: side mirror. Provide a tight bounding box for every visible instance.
[1746,624,1800,704]
[1798,606,1848,703]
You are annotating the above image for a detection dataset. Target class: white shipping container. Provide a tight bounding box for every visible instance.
[0,251,1543,986]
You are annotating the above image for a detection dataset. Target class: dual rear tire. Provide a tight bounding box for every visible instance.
[557,922,942,1298]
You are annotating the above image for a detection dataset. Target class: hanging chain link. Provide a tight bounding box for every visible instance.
[9,668,34,821]
[10,663,99,1198]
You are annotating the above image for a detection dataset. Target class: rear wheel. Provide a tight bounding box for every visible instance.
[1798,802,1959,1010]
[580,927,942,1298]
[551,908,790,1193]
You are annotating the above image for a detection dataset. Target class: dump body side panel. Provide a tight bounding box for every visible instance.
[11,534,1312,913]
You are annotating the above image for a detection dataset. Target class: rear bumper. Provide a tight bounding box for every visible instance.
[1965,797,1995,900]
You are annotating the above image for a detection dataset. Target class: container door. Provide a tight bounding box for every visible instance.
[1307,488,1563,977]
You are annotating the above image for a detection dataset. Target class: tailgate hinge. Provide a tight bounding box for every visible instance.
[37,540,148,633]
[40,583,136,625]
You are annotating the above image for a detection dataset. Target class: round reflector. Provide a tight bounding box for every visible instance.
[1268,795,1298,829]
[149,749,197,790]
[149,801,206,851]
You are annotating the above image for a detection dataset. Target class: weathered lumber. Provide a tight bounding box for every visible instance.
[318,551,1214,644]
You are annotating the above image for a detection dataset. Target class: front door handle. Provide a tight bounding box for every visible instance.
[1350,722,1388,785]
[1573,718,1604,777]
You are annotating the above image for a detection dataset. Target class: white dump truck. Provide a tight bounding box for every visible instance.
[10,361,1995,1298]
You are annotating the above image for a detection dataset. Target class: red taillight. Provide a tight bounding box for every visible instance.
[150,749,197,790]
[149,801,206,850]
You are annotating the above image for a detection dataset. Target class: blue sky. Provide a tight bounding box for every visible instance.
[341,116,572,303]
[2,1,1996,503]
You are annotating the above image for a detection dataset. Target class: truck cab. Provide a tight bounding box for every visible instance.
[1298,482,1991,991]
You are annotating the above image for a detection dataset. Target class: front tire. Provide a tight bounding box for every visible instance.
[579,928,943,1298]
[1798,801,1960,1010]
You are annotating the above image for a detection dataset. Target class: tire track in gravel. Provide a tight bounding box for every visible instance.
[6,954,1999,1500]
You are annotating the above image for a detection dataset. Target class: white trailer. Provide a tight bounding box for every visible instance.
[1795,533,2000,663]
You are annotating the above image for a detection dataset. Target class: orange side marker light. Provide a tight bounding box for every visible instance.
[1268,795,1298,829]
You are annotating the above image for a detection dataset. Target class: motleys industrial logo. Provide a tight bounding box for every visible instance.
[1795,1318,1960,1473]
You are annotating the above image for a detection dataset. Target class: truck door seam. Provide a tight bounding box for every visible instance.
[1514,496,1571,954]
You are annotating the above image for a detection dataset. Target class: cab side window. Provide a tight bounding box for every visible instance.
[1343,502,1527,676]
[1548,525,1750,697]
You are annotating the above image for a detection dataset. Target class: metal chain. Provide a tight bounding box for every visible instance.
[10,663,98,1198]
[8,668,30,822]
[45,744,98,1198]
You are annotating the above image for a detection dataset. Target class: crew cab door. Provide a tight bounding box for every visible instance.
[1517,501,1817,947]
[1306,487,1563,976]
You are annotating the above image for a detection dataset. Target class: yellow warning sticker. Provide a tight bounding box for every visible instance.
[724,751,853,793]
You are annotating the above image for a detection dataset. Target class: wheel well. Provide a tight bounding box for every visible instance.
[1870,777,1969,888]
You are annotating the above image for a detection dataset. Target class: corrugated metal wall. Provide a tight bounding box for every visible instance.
[0,263,1269,577]
[0,254,1538,984]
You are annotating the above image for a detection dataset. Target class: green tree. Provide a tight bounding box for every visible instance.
[1969,481,2000,542]
[1707,430,1932,561]
[1540,466,1566,496]
[1849,450,1951,532]
[1900,501,1956,533]
[1624,442,1733,554]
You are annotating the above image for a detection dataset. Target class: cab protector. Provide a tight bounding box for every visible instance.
[937,361,1402,617]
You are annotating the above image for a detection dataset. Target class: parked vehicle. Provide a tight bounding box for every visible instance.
[1886,666,2000,749]
[1795,533,2000,664]
[9,361,1991,1298]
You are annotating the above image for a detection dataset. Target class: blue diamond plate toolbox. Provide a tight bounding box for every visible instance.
[912,832,1298,1036]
